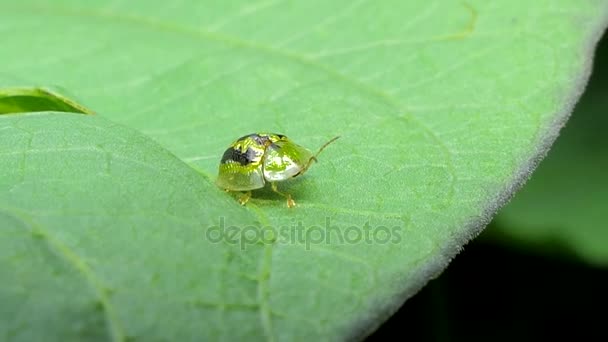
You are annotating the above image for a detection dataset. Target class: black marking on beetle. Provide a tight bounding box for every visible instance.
[221,147,258,166]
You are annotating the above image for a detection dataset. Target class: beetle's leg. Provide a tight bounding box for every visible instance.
[270,182,295,208]
[237,191,252,206]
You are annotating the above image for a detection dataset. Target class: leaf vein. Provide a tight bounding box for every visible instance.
[8,210,126,342]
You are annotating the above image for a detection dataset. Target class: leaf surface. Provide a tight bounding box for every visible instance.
[1,1,607,340]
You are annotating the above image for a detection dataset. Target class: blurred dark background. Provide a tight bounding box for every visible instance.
[368,32,608,341]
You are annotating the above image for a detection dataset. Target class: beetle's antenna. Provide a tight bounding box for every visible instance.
[314,136,340,160]
[298,136,340,175]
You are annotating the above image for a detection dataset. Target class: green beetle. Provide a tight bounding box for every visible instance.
[216,133,339,208]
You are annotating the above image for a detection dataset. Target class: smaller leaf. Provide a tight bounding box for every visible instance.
[0,87,94,115]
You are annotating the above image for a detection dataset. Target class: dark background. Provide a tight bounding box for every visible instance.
[368,32,608,341]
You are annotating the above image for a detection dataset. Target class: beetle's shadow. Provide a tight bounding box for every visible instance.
[249,177,308,204]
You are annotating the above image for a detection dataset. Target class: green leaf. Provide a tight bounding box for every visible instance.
[0,87,94,115]
[1,1,607,340]
[492,38,608,267]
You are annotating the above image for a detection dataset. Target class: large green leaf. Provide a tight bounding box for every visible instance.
[1,1,607,340]
[491,37,608,267]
